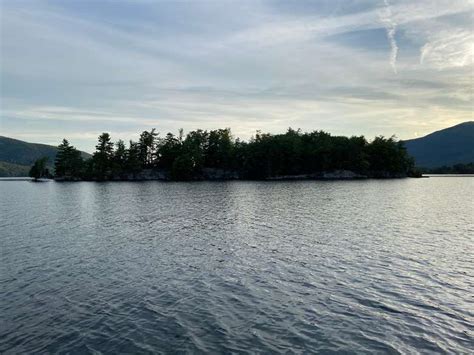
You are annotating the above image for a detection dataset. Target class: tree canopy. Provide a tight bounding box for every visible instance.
[29,157,50,181]
[422,162,474,174]
[52,128,417,181]
[54,139,83,179]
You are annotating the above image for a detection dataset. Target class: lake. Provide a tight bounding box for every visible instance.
[1,178,473,353]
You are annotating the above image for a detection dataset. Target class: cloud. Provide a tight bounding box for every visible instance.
[380,0,398,73]
[225,0,472,47]
[420,29,473,69]
[0,0,473,151]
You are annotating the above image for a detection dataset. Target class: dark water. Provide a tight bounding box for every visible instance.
[1,178,473,354]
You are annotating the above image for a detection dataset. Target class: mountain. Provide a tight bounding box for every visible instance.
[0,161,31,177]
[0,136,90,177]
[403,121,474,168]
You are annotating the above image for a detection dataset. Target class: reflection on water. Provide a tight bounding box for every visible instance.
[1,178,473,353]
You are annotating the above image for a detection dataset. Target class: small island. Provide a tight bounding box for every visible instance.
[33,128,420,181]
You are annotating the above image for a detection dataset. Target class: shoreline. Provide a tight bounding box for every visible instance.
[2,170,433,182]
[51,169,423,182]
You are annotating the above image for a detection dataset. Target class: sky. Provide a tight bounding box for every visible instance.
[0,0,472,152]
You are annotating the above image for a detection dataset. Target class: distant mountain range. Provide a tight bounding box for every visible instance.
[0,136,90,177]
[1,122,473,176]
[403,121,474,168]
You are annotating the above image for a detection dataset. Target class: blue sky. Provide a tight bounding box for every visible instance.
[1,0,472,152]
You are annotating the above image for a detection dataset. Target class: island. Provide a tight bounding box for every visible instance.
[30,128,421,181]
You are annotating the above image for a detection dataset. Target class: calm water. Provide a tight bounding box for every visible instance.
[1,178,473,354]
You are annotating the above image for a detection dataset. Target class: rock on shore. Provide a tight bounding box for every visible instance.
[266,170,368,180]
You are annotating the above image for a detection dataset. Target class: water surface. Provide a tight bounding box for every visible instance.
[1,178,473,353]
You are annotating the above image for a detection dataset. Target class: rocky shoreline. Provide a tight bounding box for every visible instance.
[55,168,419,181]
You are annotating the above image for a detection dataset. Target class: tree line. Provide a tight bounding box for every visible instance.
[33,128,418,181]
[422,163,474,174]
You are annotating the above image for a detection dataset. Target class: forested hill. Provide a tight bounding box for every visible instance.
[403,121,474,168]
[0,136,90,177]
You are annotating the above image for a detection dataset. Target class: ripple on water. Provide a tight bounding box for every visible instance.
[0,179,473,354]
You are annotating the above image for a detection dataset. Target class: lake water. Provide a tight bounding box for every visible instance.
[1,178,473,354]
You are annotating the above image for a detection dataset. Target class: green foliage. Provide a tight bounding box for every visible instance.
[0,136,60,166]
[138,129,158,168]
[112,139,127,175]
[171,154,197,180]
[205,129,233,169]
[423,162,474,174]
[51,127,416,180]
[29,157,50,180]
[239,129,372,178]
[366,136,414,176]
[0,161,30,177]
[181,129,208,172]
[54,139,83,179]
[0,136,90,177]
[156,133,182,170]
[92,133,114,180]
[125,140,142,174]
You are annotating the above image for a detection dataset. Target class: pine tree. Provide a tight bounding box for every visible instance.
[54,139,83,179]
[29,157,49,181]
[92,133,114,179]
[125,140,142,173]
[138,129,158,168]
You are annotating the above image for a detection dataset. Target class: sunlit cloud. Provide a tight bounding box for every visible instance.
[0,0,472,152]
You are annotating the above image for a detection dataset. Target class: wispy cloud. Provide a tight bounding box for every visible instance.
[420,29,473,69]
[380,0,398,73]
[0,0,473,151]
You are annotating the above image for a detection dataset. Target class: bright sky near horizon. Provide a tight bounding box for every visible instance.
[0,0,472,152]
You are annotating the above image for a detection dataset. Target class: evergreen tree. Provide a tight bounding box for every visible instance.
[205,128,234,169]
[52,127,417,181]
[54,139,83,179]
[29,157,49,181]
[156,132,182,170]
[366,136,414,175]
[181,129,208,173]
[171,154,196,180]
[138,129,158,168]
[125,140,142,173]
[112,139,127,175]
[92,133,114,179]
